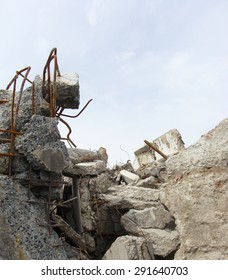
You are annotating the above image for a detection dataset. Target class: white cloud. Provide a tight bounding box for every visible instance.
[86,0,111,28]
[115,51,136,61]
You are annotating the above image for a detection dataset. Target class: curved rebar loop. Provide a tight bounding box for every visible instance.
[42,48,61,117]
[56,99,93,118]
[59,117,77,148]
[56,100,93,149]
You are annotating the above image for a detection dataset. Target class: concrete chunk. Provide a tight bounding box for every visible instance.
[64,160,106,176]
[34,72,80,109]
[121,205,175,230]
[102,236,154,260]
[134,129,185,169]
[120,170,139,184]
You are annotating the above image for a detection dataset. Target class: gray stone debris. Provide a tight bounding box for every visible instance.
[102,236,155,260]
[160,118,228,259]
[120,205,179,257]
[120,169,140,184]
[121,205,175,230]
[64,160,106,176]
[15,115,69,173]
[101,185,160,210]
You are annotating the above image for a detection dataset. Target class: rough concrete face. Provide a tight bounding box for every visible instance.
[102,236,154,260]
[120,169,140,184]
[15,115,69,173]
[101,185,160,210]
[121,205,175,230]
[160,118,228,259]
[0,176,67,259]
[64,160,106,176]
[34,73,80,109]
[121,205,179,257]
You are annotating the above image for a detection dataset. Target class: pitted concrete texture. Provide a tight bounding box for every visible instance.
[15,115,69,173]
[0,176,67,259]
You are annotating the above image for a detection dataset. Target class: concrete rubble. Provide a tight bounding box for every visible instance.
[0,50,228,260]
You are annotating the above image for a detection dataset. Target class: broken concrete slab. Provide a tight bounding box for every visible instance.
[100,185,160,210]
[120,170,139,184]
[64,160,106,176]
[133,129,185,169]
[121,205,175,231]
[121,215,180,257]
[68,148,99,164]
[102,236,154,260]
[34,72,80,109]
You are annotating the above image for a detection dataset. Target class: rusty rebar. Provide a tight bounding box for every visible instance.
[57,99,93,118]
[42,48,61,117]
[144,140,168,160]
[3,66,33,176]
[59,117,77,148]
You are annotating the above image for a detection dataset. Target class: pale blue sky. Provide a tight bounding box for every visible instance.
[1,0,228,165]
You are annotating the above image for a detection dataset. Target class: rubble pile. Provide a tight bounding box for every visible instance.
[0,49,228,260]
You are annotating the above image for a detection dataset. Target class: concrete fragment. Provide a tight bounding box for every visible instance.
[100,185,160,210]
[135,175,158,189]
[144,229,180,257]
[89,172,110,194]
[160,118,228,259]
[15,115,69,173]
[102,236,154,260]
[0,176,67,259]
[34,73,80,109]
[120,170,139,184]
[121,214,179,257]
[133,129,185,169]
[68,148,99,164]
[64,160,106,176]
[121,205,175,230]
